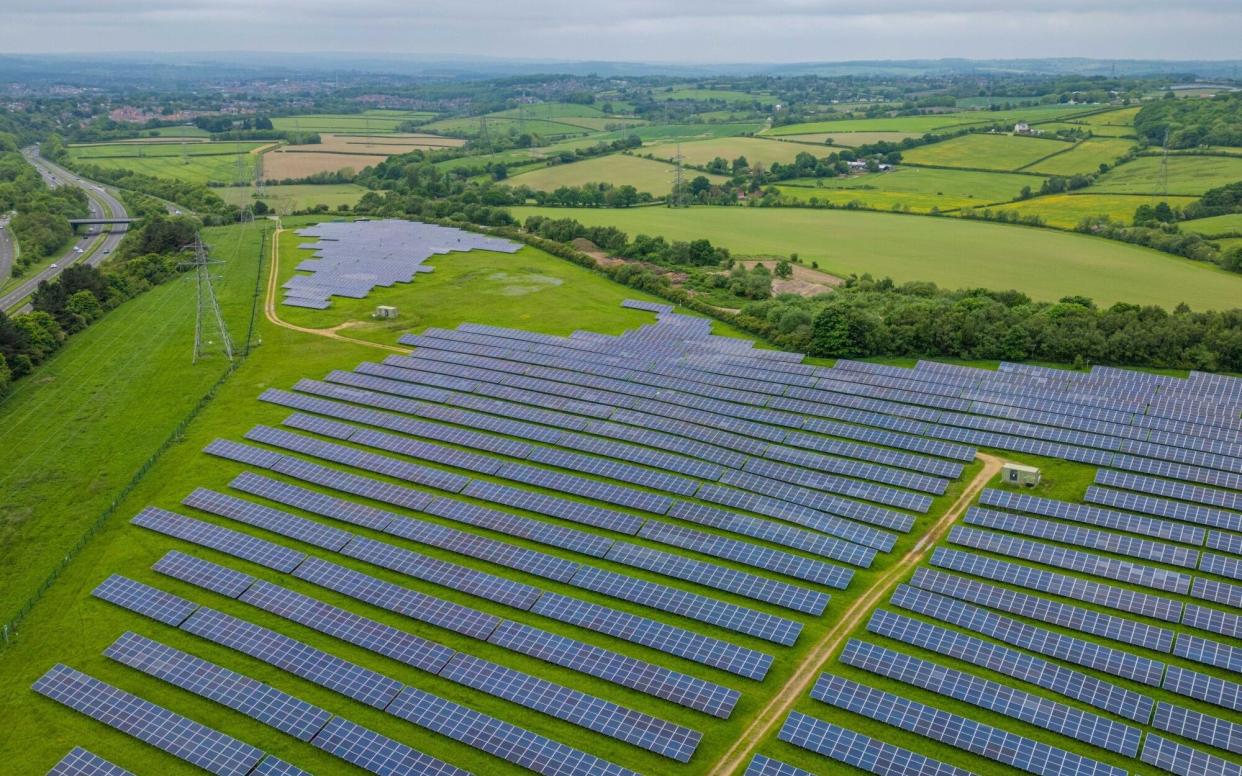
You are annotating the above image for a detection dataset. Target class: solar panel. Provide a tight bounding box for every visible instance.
[1095,469,1242,512]
[964,507,1199,568]
[778,711,974,776]
[130,506,307,573]
[1208,530,1242,556]
[742,754,815,776]
[1163,665,1242,713]
[930,547,1183,622]
[531,592,772,680]
[385,686,639,776]
[32,664,265,776]
[103,631,332,741]
[1182,602,1241,639]
[909,566,1173,652]
[180,607,405,710]
[839,639,1141,756]
[1174,634,1242,673]
[90,574,198,626]
[1191,577,1242,610]
[603,541,830,615]
[309,716,468,776]
[867,608,1154,723]
[1085,486,1242,532]
[151,550,256,598]
[249,756,314,776]
[1153,701,1242,755]
[948,525,1193,594]
[461,479,644,535]
[46,748,134,776]
[637,518,853,588]
[1140,733,1242,776]
[978,489,1204,544]
[569,564,802,645]
[182,488,354,551]
[1202,552,1242,581]
[809,673,1125,776]
[487,618,739,718]
[438,652,701,761]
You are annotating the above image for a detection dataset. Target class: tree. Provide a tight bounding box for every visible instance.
[1223,247,1242,274]
[774,259,793,278]
[809,304,880,358]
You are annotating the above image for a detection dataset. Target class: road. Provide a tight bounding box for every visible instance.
[1,148,130,313]
[0,214,14,287]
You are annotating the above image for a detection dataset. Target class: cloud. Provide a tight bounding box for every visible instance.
[1,1,1239,61]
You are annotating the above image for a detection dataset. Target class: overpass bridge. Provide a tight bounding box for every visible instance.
[69,217,139,230]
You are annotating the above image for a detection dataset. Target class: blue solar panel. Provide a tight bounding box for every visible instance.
[46,748,134,776]
[91,574,199,626]
[778,711,974,776]
[839,639,1141,756]
[130,506,307,572]
[742,754,815,776]
[1162,665,1242,713]
[33,664,265,776]
[1141,733,1242,776]
[309,716,468,776]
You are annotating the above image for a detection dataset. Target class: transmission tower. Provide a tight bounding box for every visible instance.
[1158,128,1170,199]
[670,143,685,208]
[478,116,492,151]
[181,235,234,364]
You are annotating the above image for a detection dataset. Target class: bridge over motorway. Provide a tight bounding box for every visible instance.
[69,217,139,229]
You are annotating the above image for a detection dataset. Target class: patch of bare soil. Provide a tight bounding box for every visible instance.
[741,259,843,297]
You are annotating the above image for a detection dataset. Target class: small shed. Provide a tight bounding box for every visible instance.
[1001,462,1041,487]
[374,305,398,319]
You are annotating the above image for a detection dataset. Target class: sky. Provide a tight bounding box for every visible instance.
[2,1,1241,62]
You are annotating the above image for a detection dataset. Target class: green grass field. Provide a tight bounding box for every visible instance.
[508,154,726,194]
[1072,106,1141,126]
[777,167,1040,212]
[651,88,777,105]
[510,205,1242,309]
[270,111,437,133]
[1030,122,1137,138]
[67,141,267,185]
[646,137,824,168]
[1022,138,1137,175]
[775,131,926,147]
[991,193,1200,228]
[902,133,1072,171]
[144,126,213,138]
[766,105,1096,137]
[420,116,595,140]
[1091,155,1242,195]
[1180,212,1242,237]
[216,184,368,212]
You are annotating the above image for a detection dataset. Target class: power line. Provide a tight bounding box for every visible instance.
[180,235,234,364]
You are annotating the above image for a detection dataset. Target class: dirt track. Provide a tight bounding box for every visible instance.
[711,452,1006,775]
[263,225,411,354]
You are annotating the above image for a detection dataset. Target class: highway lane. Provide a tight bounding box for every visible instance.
[0,214,14,286]
[1,149,130,313]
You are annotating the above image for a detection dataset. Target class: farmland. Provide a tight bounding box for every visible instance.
[765,105,1096,137]
[66,140,268,185]
[509,154,726,193]
[262,151,389,181]
[991,193,1200,228]
[270,111,438,133]
[775,131,925,147]
[1180,213,1242,237]
[1091,155,1242,195]
[215,184,367,212]
[1023,138,1137,175]
[646,137,823,168]
[510,205,1242,309]
[901,133,1071,171]
[776,166,1041,212]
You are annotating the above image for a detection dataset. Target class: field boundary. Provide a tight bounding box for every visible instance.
[710,452,1006,775]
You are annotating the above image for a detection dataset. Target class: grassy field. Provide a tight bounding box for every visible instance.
[766,106,1095,137]
[775,131,926,147]
[1073,106,1141,126]
[991,193,1200,228]
[902,133,1071,171]
[1031,122,1137,138]
[510,205,1242,309]
[68,141,268,185]
[508,154,726,194]
[1022,138,1137,175]
[0,222,269,629]
[145,126,212,138]
[652,88,777,105]
[1091,155,1242,195]
[270,111,437,133]
[777,167,1040,212]
[216,184,368,212]
[1180,212,1242,237]
[420,116,595,140]
[646,137,824,168]
[262,150,389,181]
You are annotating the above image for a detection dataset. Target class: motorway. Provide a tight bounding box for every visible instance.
[0,214,14,286]
[0,148,130,313]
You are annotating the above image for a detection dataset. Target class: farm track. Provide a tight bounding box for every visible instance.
[264,225,411,354]
[712,452,1006,776]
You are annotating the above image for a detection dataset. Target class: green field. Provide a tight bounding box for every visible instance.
[67,141,268,185]
[992,193,1200,228]
[652,88,777,105]
[1022,138,1137,175]
[270,111,437,133]
[510,205,1242,309]
[1091,155,1242,195]
[775,131,926,147]
[1031,122,1137,138]
[777,166,1040,212]
[902,133,1071,171]
[766,105,1095,137]
[420,116,595,140]
[1180,212,1242,237]
[216,184,368,212]
[509,154,726,194]
[1072,106,1141,126]
[646,137,824,168]
[145,126,212,138]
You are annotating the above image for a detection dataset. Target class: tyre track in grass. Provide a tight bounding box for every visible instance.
[713,452,1007,775]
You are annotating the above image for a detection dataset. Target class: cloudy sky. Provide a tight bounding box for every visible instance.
[2,1,1240,61]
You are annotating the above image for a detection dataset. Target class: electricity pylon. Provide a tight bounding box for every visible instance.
[181,235,234,364]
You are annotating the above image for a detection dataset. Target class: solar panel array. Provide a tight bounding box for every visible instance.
[37,297,1242,776]
[284,219,519,308]
[46,748,134,776]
